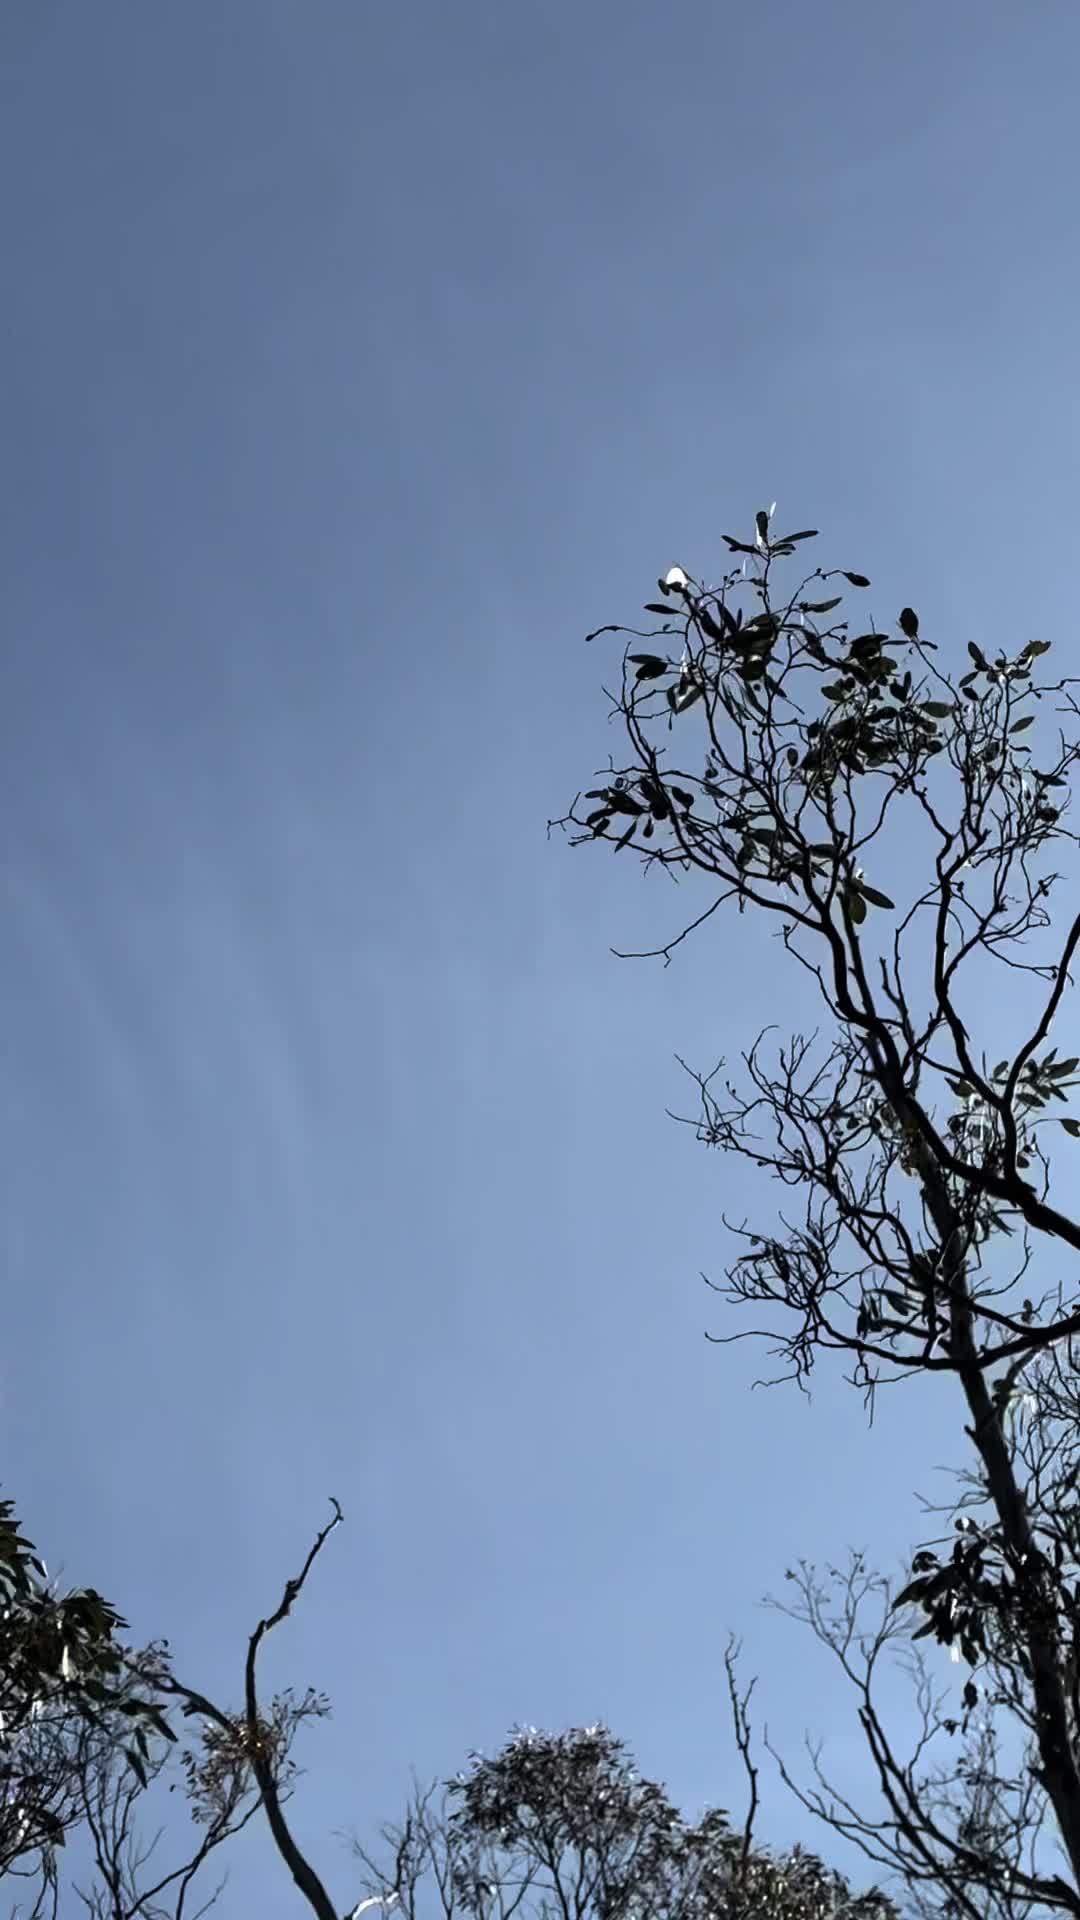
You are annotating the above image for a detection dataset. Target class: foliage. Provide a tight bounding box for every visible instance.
[558,509,1080,1917]
[353,1721,898,1920]
[0,1495,172,1881]
[0,1499,342,1920]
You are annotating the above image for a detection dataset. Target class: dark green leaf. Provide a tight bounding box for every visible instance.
[629,655,668,682]
[674,682,703,712]
[126,1747,148,1790]
[859,885,896,910]
[898,607,919,639]
[1061,1118,1080,1137]
[894,1577,931,1610]
[845,890,867,925]
[843,572,871,588]
[801,597,842,615]
[699,602,737,643]
[774,528,819,544]
[1010,715,1034,733]
[850,633,886,659]
[755,509,770,542]
[1023,639,1052,657]
[921,702,955,718]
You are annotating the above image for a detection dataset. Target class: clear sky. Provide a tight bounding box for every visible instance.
[4,2,1080,1910]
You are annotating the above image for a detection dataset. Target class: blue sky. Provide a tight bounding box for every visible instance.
[4,2,1080,1909]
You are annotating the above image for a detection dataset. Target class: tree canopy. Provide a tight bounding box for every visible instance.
[558,509,1080,1918]
[354,1721,898,1920]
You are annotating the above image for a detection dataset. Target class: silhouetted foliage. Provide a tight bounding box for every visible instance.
[353,1722,898,1920]
[558,509,1080,1918]
[0,1494,173,1888]
[0,1501,342,1920]
[0,1505,902,1920]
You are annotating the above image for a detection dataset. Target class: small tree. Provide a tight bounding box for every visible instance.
[0,1499,346,1920]
[353,1714,897,1920]
[556,510,1080,1915]
[0,1494,174,1893]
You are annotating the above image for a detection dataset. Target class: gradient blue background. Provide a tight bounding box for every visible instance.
[4,3,1080,1909]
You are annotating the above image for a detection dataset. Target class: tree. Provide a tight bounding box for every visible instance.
[0,1493,173,1898]
[0,1498,346,1920]
[1,1505,895,1920]
[556,508,1080,1917]
[352,1712,897,1920]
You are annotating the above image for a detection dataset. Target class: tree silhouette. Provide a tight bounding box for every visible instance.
[557,508,1080,1917]
[353,1716,897,1920]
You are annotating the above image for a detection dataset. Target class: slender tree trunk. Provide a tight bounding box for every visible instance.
[920,1163,1080,1891]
